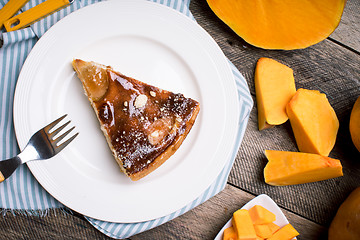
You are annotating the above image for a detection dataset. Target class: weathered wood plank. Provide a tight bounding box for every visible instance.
[132,184,327,240]
[0,210,111,239]
[330,0,360,52]
[190,0,360,226]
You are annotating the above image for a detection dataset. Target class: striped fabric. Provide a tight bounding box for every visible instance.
[0,0,253,238]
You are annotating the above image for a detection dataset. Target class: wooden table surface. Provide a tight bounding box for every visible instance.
[1,0,359,239]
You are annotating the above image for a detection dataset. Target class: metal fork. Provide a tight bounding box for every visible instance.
[0,114,78,183]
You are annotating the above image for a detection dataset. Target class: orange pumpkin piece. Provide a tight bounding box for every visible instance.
[349,96,360,152]
[286,88,339,156]
[328,187,360,240]
[255,58,296,130]
[253,224,273,239]
[232,209,257,240]
[264,150,343,186]
[249,205,276,225]
[223,226,238,240]
[267,224,299,240]
[206,0,346,50]
[266,222,281,235]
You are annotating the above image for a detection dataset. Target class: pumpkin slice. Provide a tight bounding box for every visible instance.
[253,224,273,239]
[264,150,343,186]
[267,224,299,240]
[223,226,238,240]
[249,205,276,225]
[266,222,281,235]
[286,88,339,156]
[255,58,296,130]
[206,0,346,50]
[232,209,257,240]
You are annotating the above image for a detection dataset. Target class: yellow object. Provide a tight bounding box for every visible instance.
[249,205,276,225]
[328,187,360,240]
[2,0,71,32]
[266,222,281,235]
[253,224,273,239]
[232,209,257,240]
[255,58,296,130]
[223,226,238,240]
[267,224,299,240]
[349,96,360,152]
[229,205,299,239]
[286,88,339,156]
[264,150,343,186]
[206,0,346,50]
[0,0,29,28]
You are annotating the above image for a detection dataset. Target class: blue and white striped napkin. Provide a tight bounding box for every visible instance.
[0,0,253,238]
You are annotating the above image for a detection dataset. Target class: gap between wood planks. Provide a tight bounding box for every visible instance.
[328,37,360,55]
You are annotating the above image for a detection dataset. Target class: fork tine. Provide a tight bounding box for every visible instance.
[55,132,79,153]
[49,120,71,138]
[44,114,67,133]
[53,126,76,145]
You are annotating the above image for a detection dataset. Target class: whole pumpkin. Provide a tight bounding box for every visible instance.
[328,187,360,240]
[206,0,346,50]
[349,96,360,152]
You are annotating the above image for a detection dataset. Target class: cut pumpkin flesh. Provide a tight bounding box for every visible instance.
[223,226,238,240]
[255,58,296,130]
[248,205,276,225]
[267,223,299,240]
[232,209,257,239]
[206,0,346,50]
[286,88,339,156]
[264,150,343,186]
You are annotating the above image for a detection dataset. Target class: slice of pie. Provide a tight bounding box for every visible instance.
[72,59,200,181]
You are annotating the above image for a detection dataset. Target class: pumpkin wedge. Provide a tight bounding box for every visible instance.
[264,150,343,186]
[232,209,257,239]
[255,58,296,130]
[286,89,339,156]
[248,205,276,225]
[223,226,238,240]
[266,222,280,235]
[253,224,273,239]
[206,0,346,50]
[267,224,299,240]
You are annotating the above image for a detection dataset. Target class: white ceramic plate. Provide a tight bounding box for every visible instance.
[215,194,297,240]
[13,1,239,223]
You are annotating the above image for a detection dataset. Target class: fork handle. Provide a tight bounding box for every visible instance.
[3,0,71,32]
[0,157,22,183]
[0,0,29,28]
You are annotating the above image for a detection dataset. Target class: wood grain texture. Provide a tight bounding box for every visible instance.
[189,0,360,226]
[132,185,327,240]
[0,210,112,239]
[329,0,360,52]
